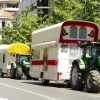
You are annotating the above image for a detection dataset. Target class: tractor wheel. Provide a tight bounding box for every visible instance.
[70,62,84,91]
[98,74,100,91]
[0,69,4,77]
[15,67,22,79]
[42,74,49,85]
[85,70,100,93]
[32,78,38,80]
[10,64,15,79]
[25,71,32,79]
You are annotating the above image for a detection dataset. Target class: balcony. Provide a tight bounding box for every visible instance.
[0,0,19,3]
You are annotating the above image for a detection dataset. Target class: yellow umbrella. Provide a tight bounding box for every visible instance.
[7,43,30,54]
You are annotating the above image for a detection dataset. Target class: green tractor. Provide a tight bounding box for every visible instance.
[10,54,31,80]
[70,42,100,93]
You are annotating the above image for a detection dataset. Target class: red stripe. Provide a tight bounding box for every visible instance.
[47,60,58,66]
[31,60,43,65]
[31,60,58,66]
[59,21,99,43]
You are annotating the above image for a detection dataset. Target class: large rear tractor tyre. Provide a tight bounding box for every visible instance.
[15,67,22,80]
[10,64,15,79]
[70,61,84,91]
[0,69,4,78]
[85,70,100,93]
[42,74,49,85]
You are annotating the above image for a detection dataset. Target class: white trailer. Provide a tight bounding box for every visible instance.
[0,45,16,77]
[29,20,100,85]
[0,43,31,78]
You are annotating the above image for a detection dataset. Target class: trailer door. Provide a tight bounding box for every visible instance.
[0,53,3,69]
[2,52,7,73]
[43,48,48,71]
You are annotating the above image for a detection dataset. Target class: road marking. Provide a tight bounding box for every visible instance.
[0,82,59,100]
[88,95,100,98]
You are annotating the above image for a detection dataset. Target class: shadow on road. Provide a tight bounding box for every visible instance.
[21,80,100,94]
[21,80,70,89]
[22,81,91,93]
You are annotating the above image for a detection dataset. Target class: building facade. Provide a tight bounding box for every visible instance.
[0,0,19,33]
[19,0,52,15]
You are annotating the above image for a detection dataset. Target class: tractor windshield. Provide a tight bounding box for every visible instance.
[19,55,30,62]
[92,46,100,56]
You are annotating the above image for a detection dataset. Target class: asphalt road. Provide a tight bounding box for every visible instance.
[0,76,100,100]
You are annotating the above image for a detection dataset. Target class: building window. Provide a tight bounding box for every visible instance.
[32,49,40,59]
[37,0,42,6]
[7,3,18,8]
[43,0,48,6]
[37,0,48,6]
[2,22,5,27]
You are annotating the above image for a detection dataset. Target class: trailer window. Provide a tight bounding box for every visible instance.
[32,50,40,59]
[92,46,100,56]
[70,26,77,38]
[61,44,68,52]
[3,54,5,63]
[84,47,90,57]
[79,26,87,39]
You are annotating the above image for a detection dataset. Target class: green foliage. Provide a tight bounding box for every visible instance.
[50,0,82,23]
[79,0,100,23]
[1,1,100,45]
[50,0,100,24]
[1,6,52,45]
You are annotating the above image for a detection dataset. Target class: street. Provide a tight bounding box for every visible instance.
[0,77,100,100]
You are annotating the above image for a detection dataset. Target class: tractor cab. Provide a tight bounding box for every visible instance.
[16,54,31,71]
[16,54,31,63]
[10,54,31,80]
[81,42,100,56]
[79,42,100,68]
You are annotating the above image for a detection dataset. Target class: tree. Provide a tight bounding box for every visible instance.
[1,6,52,45]
[50,0,82,23]
[79,0,100,23]
[50,0,100,24]
[2,1,100,45]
